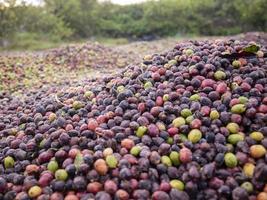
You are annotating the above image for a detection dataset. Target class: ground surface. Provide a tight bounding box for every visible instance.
[0,32,266,97]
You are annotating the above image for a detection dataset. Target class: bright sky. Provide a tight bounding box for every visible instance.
[0,0,148,5]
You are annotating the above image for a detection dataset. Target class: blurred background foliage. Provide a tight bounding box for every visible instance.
[0,0,266,49]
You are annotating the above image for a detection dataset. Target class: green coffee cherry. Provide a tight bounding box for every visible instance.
[238,96,248,104]
[117,85,125,93]
[130,146,141,156]
[161,156,172,167]
[232,60,241,68]
[224,153,238,168]
[188,129,202,143]
[169,151,180,166]
[180,134,188,142]
[231,104,246,114]
[214,70,226,80]
[231,83,239,92]
[170,180,185,191]
[243,163,255,178]
[136,126,147,137]
[84,90,94,98]
[55,169,68,181]
[72,101,84,110]
[172,117,186,128]
[190,94,200,101]
[181,109,192,118]
[241,182,253,193]
[105,155,118,168]
[185,49,194,56]
[226,123,239,134]
[163,94,169,101]
[28,186,42,198]
[144,81,153,89]
[227,134,244,145]
[185,116,194,124]
[210,110,220,120]
[4,156,15,169]
[250,131,264,142]
[167,137,174,145]
[168,59,177,66]
[39,139,47,148]
[47,160,59,173]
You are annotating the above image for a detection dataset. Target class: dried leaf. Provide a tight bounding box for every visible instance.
[242,44,260,53]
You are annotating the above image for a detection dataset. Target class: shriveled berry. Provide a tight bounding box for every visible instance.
[0,177,7,193]
[104,180,117,194]
[232,187,248,200]
[148,124,160,137]
[152,191,170,200]
[65,194,79,200]
[179,147,192,163]
[87,182,102,194]
[87,119,98,131]
[115,189,129,200]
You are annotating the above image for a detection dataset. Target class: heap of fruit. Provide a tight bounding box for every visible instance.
[44,42,130,69]
[0,39,266,200]
[0,42,130,93]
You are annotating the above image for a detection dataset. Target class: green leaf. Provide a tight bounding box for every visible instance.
[242,44,260,53]
[74,152,84,170]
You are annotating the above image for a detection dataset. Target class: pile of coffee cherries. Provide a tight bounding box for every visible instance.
[0,39,266,200]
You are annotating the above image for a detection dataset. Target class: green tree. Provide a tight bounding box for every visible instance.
[0,0,18,46]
